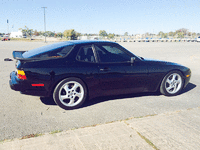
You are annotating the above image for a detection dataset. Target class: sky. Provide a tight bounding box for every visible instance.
[0,0,200,35]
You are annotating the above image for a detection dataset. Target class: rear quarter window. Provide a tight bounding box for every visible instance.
[23,45,74,59]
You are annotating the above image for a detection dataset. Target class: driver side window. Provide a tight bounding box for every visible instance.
[95,44,131,63]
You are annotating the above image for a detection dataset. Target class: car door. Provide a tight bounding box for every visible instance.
[94,43,148,95]
[75,45,100,97]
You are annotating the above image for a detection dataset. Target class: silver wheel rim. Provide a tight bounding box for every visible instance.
[59,81,84,107]
[165,73,182,94]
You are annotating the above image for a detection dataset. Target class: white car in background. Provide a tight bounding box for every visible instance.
[197,36,200,42]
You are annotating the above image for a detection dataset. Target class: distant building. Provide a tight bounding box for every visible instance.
[78,36,99,40]
[10,30,23,38]
[135,34,143,39]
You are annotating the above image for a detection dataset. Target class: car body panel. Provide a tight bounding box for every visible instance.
[143,58,191,91]
[98,60,148,96]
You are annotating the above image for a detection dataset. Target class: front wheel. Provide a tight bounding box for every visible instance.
[160,71,184,96]
[53,78,87,110]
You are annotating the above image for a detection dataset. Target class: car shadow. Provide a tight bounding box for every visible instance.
[40,97,56,105]
[81,92,161,108]
[40,82,196,108]
[180,82,196,94]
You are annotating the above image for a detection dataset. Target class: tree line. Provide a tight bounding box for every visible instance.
[1,27,199,39]
[157,28,198,38]
[99,28,200,39]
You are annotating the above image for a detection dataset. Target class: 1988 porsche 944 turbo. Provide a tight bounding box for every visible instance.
[9,41,191,110]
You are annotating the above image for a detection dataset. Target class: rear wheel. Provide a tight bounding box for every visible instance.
[53,78,87,110]
[160,71,184,96]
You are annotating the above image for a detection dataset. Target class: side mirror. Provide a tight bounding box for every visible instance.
[131,57,136,64]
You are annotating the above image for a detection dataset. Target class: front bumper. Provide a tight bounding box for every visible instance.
[183,69,191,88]
[9,71,49,97]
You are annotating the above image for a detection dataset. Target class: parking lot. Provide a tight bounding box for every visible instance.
[0,41,200,141]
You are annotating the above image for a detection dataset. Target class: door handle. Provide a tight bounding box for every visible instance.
[100,67,111,72]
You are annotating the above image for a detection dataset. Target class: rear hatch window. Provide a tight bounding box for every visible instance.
[22,42,74,59]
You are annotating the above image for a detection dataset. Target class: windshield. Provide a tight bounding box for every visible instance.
[22,42,74,58]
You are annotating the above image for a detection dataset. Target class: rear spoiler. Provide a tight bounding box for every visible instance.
[12,51,26,60]
[12,51,39,62]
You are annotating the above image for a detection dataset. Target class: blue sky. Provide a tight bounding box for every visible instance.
[0,0,200,35]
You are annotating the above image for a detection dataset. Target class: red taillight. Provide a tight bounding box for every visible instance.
[17,70,27,80]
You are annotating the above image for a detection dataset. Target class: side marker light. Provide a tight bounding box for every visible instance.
[186,75,190,77]
[32,84,44,87]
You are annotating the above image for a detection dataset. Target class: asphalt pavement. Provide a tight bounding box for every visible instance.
[1,107,199,149]
[0,41,200,149]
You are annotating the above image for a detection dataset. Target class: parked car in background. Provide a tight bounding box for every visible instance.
[9,40,191,110]
[1,37,10,41]
[197,36,200,42]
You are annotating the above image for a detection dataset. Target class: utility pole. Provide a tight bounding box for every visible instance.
[7,19,9,35]
[42,7,47,42]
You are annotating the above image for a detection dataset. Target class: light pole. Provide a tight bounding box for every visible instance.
[7,19,9,35]
[42,7,47,42]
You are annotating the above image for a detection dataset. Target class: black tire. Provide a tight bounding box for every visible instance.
[53,77,87,110]
[160,70,184,96]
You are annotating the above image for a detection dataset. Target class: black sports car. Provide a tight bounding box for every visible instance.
[9,40,191,110]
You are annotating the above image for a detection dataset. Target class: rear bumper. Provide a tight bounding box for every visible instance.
[9,71,49,97]
[10,71,23,91]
